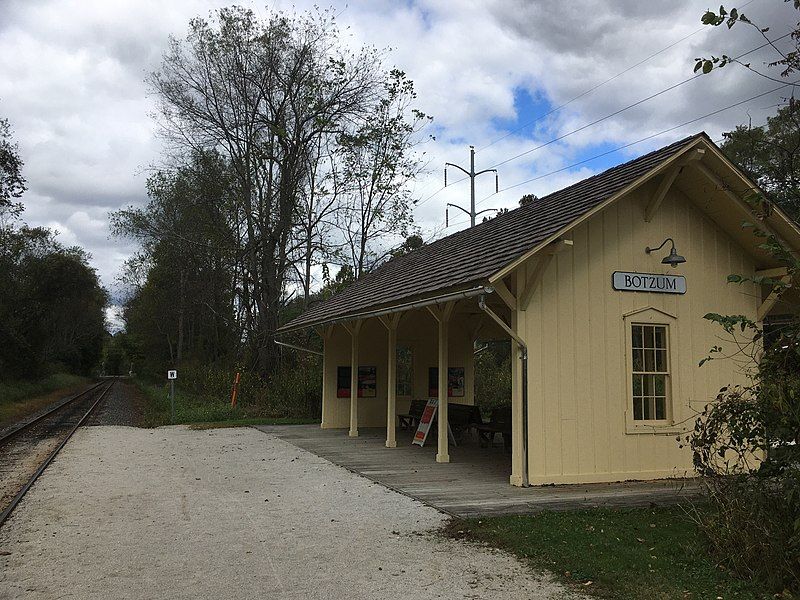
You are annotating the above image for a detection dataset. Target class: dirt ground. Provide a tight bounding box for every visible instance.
[0,425,583,600]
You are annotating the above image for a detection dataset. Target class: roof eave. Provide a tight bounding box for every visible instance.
[277,281,492,334]
[487,135,711,283]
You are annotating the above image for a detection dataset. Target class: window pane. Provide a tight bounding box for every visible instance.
[655,349,667,372]
[633,397,643,420]
[643,375,654,396]
[632,325,643,349]
[654,326,667,349]
[654,374,666,396]
[644,326,655,349]
[632,374,643,396]
[655,397,666,420]
[648,397,658,420]
[645,349,655,372]
[633,349,644,372]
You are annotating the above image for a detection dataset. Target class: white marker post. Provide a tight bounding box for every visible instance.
[167,370,177,423]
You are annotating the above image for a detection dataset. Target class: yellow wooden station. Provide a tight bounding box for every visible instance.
[279,133,800,487]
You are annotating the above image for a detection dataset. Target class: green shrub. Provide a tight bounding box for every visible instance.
[137,355,322,426]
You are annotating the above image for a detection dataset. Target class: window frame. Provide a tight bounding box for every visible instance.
[622,307,677,433]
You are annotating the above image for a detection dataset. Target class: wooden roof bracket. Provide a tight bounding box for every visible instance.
[644,148,705,223]
[518,238,572,310]
[693,161,792,251]
[757,274,792,322]
[493,279,517,311]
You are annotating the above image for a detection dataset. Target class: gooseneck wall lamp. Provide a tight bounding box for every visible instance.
[645,237,686,268]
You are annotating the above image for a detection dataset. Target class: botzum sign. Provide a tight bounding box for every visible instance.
[612,271,686,294]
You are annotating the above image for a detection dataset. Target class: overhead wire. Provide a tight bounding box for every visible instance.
[484,32,792,171]
[474,0,756,153]
[441,81,794,229]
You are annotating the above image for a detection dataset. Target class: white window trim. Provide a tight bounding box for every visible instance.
[622,307,681,435]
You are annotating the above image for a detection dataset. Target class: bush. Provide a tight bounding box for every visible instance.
[474,340,512,413]
[687,229,800,592]
[138,354,323,425]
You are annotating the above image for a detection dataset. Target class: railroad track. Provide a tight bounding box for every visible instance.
[0,379,116,527]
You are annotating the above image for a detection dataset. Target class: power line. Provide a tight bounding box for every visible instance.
[441,81,793,229]
[485,32,792,171]
[475,0,758,153]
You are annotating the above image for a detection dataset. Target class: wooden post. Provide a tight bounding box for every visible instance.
[379,314,401,448]
[510,303,526,487]
[345,320,363,438]
[318,326,333,429]
[427,302,455,464]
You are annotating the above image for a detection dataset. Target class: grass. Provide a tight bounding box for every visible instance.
[447,506,774,599]
[0,372,90,427]
[133,379,318,428]
[188,416,319,430]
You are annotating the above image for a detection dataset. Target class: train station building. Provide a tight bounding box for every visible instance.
[278,132,800,487]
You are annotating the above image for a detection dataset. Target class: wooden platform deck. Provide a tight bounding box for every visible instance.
[256,424,700,517]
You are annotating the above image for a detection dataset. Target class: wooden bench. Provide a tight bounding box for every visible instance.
[397,399,427,430]
[447,403,483,440]
[398,400,483,440]
[475,405,512,451]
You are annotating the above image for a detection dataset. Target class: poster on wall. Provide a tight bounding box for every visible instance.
[427,367,465,397]
[336,366,377,398]
[358,366,376,398]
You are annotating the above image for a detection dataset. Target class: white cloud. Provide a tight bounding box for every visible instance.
[0,0,796,296]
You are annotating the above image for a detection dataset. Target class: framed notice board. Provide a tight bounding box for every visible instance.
[427,366,465,397]
[336,366,377,398]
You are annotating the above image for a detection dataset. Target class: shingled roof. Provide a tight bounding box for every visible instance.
[280,133,706,332]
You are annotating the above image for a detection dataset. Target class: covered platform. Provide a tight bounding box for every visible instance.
[257,424,700,517]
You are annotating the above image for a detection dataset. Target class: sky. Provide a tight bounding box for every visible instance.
[0,0,797,322]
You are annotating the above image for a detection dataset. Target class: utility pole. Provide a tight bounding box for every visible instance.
[445,145,500,227]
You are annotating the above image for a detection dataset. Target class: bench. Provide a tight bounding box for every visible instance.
[475,405,512,451]
[397,400,483,440]
[397,399,427,430]
[446,403,483,440]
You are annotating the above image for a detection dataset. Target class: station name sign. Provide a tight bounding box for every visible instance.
[612,271,686,294]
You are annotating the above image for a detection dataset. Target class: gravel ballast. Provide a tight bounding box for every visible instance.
[0,426,581,599]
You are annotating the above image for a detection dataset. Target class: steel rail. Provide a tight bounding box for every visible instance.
[0,380,107,447]
[0,379,115,528]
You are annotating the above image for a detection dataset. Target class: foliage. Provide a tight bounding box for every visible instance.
[135,356,322,427]
[449,507,773,599]
[686,222,800,592]
[0,372,88,426]
[696,2,800,82]
[136,5,430,378]
[113,150,238,375]
[335,69,430,278]
[474,340,511,412]
[0,118,26,213]
[720,105,800,219]
[689,7,800,590]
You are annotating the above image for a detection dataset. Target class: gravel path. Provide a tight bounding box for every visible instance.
[0,426,582,600]
[87,380,145,427]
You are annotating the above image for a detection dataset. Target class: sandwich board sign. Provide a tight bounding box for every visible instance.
[412,399,438,446]
[412,398,457,447]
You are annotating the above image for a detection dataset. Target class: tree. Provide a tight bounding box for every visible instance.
[141,7,431,376]
[0,117,107,379]
[112,151,239,373]
[0,118,26,214]
[720,106,800,219]
[335,69,430,278]
[0,225,107,378]
[148,7,387,376]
